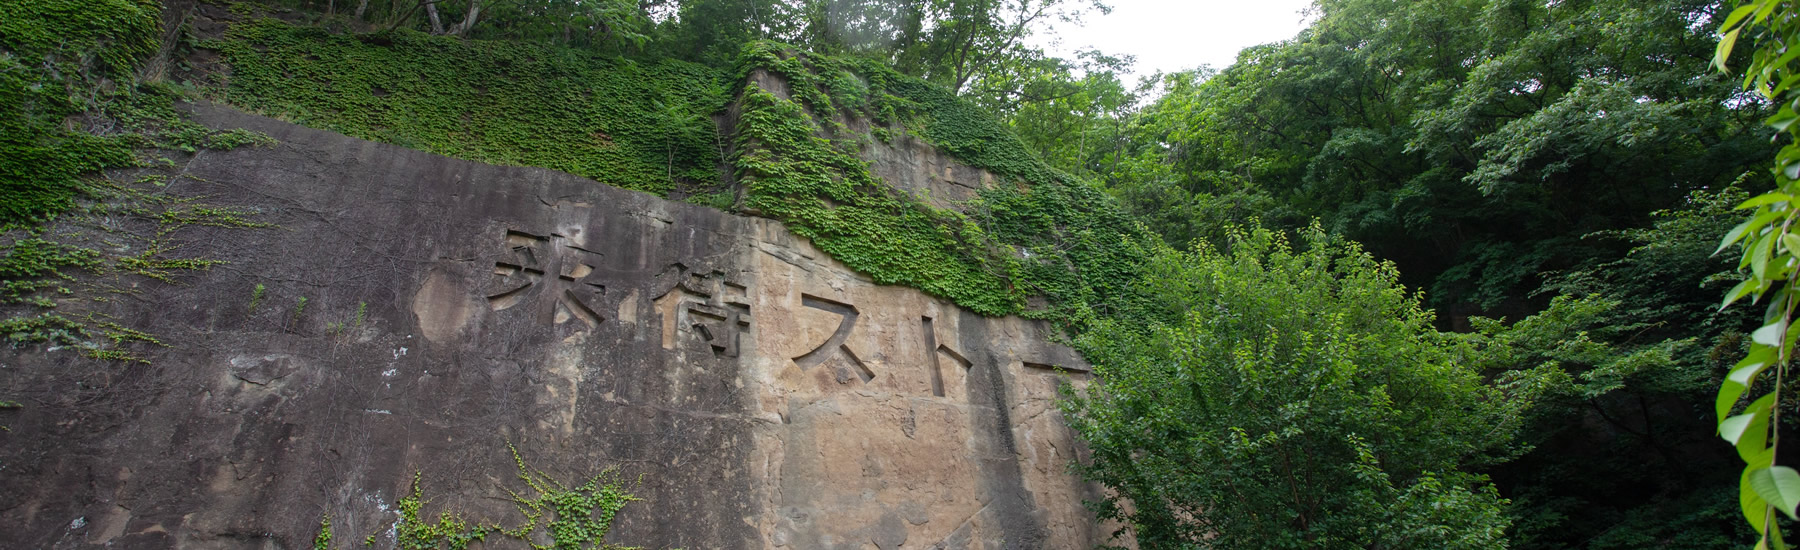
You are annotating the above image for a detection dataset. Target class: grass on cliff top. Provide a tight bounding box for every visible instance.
[210,18,729,197]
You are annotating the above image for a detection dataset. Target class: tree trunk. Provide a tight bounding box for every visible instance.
[445,0,481,36]
[354,0,369,19]
[424,0,444,34]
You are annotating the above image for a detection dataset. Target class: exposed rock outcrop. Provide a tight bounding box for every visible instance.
[0,102,1110,549]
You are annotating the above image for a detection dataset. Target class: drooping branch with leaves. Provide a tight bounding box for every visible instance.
[1715,1,1800,547]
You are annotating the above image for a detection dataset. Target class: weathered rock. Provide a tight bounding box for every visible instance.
[0,103,1115,549]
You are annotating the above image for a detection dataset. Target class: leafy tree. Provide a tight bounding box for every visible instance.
[1487,187,1758,549]
[805,0,1109,93]
[1062,224,1560,548]
[993,49,1136,175]
[465,0,650,49]
[658,0,802,64]
[1108,0,1769,323]
[791,0,1119,120]
[1077,1,1775,547]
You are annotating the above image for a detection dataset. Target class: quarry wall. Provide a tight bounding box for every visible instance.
[0,102,1111,549]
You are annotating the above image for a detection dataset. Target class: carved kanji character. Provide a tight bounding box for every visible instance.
[486,230,605,331]
[654,270,752,357]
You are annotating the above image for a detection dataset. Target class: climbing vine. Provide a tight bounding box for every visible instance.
[208,17,728,197]
[314,514,333,550]
[195,18,1152,326]
[731,43,1151,324]
[376,444,646,550]
[1,0,274,364]
[0,0,158,229]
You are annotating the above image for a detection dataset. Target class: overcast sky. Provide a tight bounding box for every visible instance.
[1034,0,1318,85]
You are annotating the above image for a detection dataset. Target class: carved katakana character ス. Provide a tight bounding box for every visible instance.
[794,294,874,384]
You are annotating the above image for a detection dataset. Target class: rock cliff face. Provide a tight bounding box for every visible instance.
[0,101,1110,549]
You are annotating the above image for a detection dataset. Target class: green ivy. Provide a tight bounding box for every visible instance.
[313,514,333,550]
[730,43,1151,323]
[394,472,491,550]
[209,19,729,197]
[0,0,159,229]
[498,443,642,550]
[1,0,275,366]
[382,445,647,550]
[198,18,1151,326]
[0,239,104,306]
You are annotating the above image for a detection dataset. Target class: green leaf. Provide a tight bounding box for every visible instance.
[1754,232,1777,280]
[1755,321,1788,347]
[1745,470,1771,535]
[1726,279,1762,311]
[1774,110,1800,136]
[1721,218,1758,256]
[1753,466,1800,520]
[1757,0,1781,26]
[1718,27,1743,73]
[1725,393,1777,463]
[1720,348,1775,421]
[1724,3,1762,32]
[1738,403,1773,462]
[1743,193,1797,210]
[1724,411,1759,445]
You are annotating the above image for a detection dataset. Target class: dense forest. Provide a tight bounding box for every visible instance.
[6,0,1800,547]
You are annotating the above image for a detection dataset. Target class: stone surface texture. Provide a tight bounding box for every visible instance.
[0,101,1113,549]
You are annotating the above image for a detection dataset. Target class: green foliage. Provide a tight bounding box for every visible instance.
[199,15,1148,324]
[461,0,651,51]
[0,0,276,366]
[791,0,1111,98]
[1105,0,1767,317]
[249,283,266,312]
[382,445,646,550]
[1459,285,1751,547]
[1,313,91,348]
[1713,1,1800,545]
[211,18,728,196]
[0,0,158,229]
[732,43,1149,322]
[1,0,277,229]
[1061,224,1556,548]
[0,189,244,363]
[314,514,332,550]
[0,239,104,306]
[986,50,1139,179]
[1490,187,1756,546]
[0,311,158,362]
[498,443,642,550]
[291,296,308,330]
[395,473,491,550]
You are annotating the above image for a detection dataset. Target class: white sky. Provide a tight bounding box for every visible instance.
[1035,0,1318,85]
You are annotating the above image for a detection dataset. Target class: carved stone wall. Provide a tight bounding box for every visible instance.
[0,103,1112,549]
